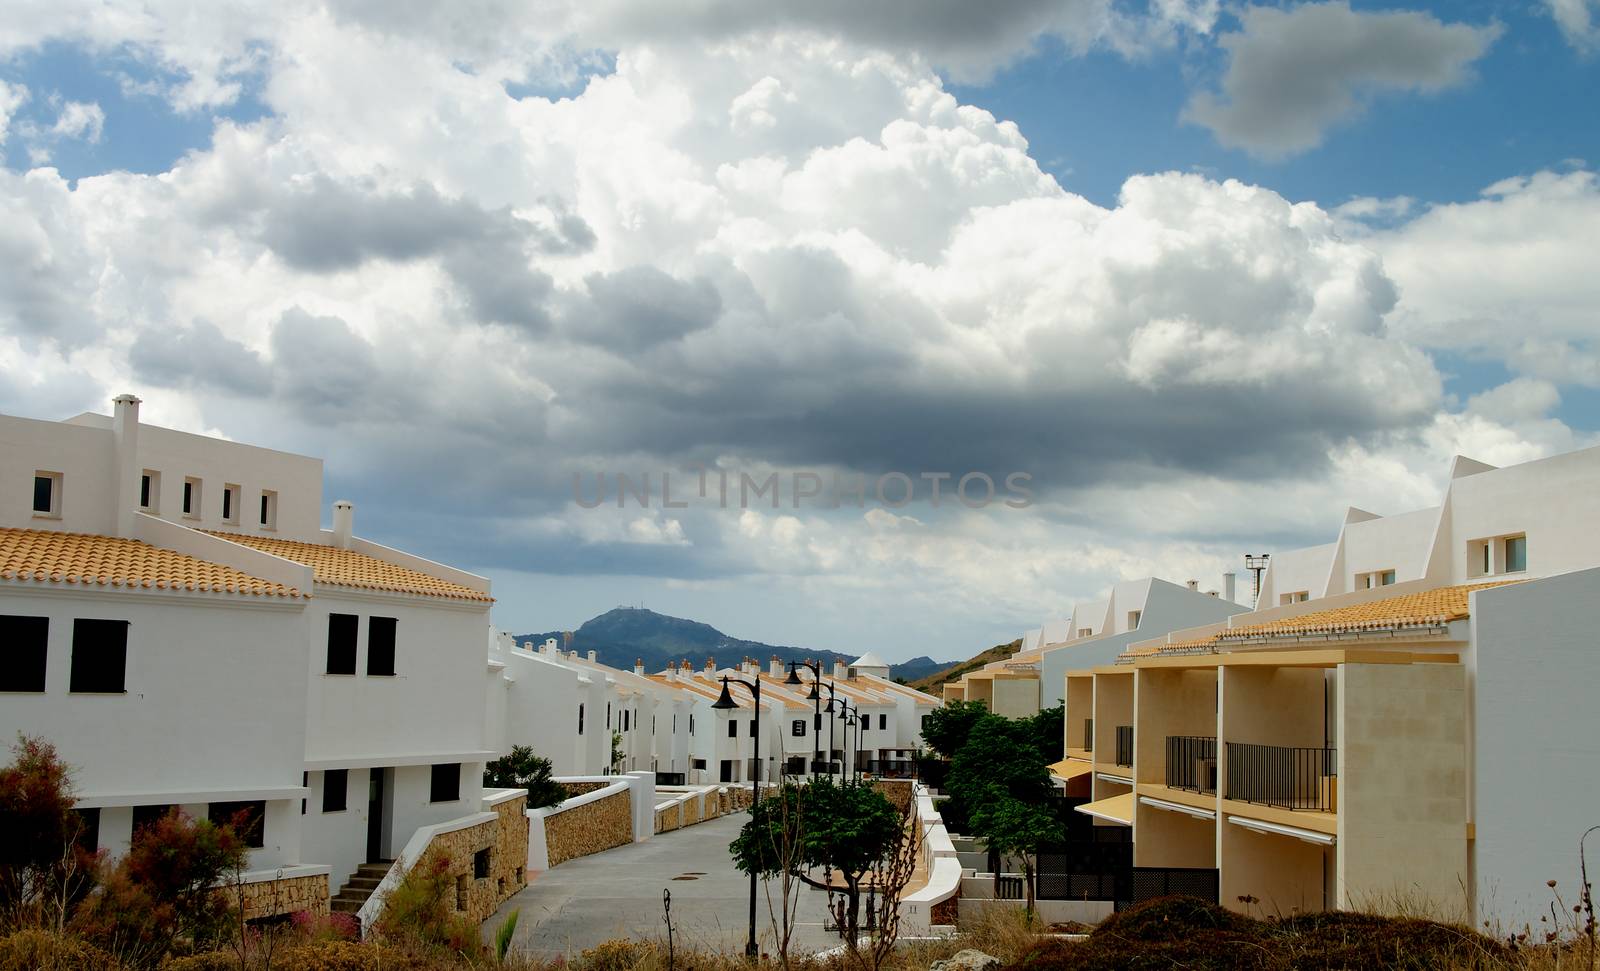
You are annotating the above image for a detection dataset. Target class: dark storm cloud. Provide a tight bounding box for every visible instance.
[573,266,723,346]
[130,320,273,395]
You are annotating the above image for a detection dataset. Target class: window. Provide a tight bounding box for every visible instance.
[726,718,737,738]
[1077,628,1091,637]
[920,714,930,730]
[607,703,611,729]
[879,714,887,730]
[209,801,265,848]
[473,847,491,879]
[689,714,695,735]
[367,617,397,676]
[326,613,357,675]
[222,484,241,524]
[32,472,62,517]
[1279,591,1310,605]
[814,713,822,731]
[860,718,868,733]
[652,716,656,735]
[323,769,349,813]
[578,704,585,735]
[302,772,308,815]
[623,710,629,731]
[1128,610,1141,629]
[132,804,174,839]
[73,808,100,853]
[692,758,707,770]
[140,471,160,511]
[182,477,201,518]
[430,763,461,803]
[791,719,806,737]
[1380,569,1397,585]
[748,719,757,737]
[259,490,277,529]
[1506,535,1527,573]
[0,615,48,692]
[69,619,128,693]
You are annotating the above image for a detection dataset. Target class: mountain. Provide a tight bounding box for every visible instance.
[907,637,1025,694]
[516,607,959,684]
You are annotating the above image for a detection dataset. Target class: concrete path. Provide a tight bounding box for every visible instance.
[483,814,850,960]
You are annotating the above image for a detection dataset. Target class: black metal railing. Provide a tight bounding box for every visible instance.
[865,759,913,778]
[1082,718,1094,751]
[1225,742,1337,812]
[1165,736,1218,794]
[1122,867,1219,910]
[994,874,1025,899]
[1114,725,1134,767]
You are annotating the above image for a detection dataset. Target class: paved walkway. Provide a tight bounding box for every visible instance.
[484,814,848,960]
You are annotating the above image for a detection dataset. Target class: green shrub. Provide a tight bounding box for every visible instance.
[0,928,122,971]
[372,851,482,958]
[483,747,568,809]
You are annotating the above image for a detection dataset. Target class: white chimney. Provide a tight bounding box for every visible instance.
[1223,572,1237,602]
[833,659,848,680]
[112,394,142,538]
[332,500,354,549]
[1186,579,1199,591]
[705,657,716,673]
[587,650,597,663]
[634,658,645,676]
[769,655,783,677]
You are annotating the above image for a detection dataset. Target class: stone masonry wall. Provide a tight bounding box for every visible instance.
[228,874,330,921]
[561,781,610,798]
[382,794,529,928]
[544,789,632,868]
[874,779,915,815]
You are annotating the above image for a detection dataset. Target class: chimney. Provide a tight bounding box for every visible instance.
[587,650,597,663]
[705,657,715,673]
[332,501,355,549]
[634,657,644,676]
[833,659,848,680]
[769,655,783,677]
[1186,579,1199,591]
[112,394,142,538]
[1223,572,1237,602]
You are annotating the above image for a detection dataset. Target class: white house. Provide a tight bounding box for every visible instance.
[2,394,505,917]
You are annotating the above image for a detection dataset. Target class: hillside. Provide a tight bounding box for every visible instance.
[517,607,956,683]
[908,637,1025,693]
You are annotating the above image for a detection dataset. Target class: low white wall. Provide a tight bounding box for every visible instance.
[526,776,636,872]
[900,784,963,934]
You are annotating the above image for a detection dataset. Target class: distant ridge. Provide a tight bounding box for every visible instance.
[516,607,955,683]
[907,637,1025,694]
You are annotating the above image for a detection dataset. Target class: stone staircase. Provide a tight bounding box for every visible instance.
[331,860,393,915]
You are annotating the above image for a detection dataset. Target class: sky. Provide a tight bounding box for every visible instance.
[2,0,1598,663]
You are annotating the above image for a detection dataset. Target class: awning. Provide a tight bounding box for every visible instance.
[1075,792,1134,825]
[1140,795,1216,820]
[1048,759,1093,782]
[1227,815,1336,846]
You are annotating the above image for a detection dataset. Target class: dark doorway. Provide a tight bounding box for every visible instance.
[366,769,385,862]
[719,759,734,782]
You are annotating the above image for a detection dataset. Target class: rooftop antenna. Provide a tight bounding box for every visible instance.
[1244,554,1270,607]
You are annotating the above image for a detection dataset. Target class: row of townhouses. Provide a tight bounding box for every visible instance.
[959,446,1600,929]
[0,395,940,921]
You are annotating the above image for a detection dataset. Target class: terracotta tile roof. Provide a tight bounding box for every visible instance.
[0,527,303,599]
[205,531,492,603]
[1218,581,1520,641]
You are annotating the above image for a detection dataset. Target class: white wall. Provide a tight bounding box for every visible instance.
[301,768,371,888]
[0,414,117,533]
[1470,568,1600,930]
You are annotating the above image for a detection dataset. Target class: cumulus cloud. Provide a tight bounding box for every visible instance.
[1185,2,1500,158]
[1548,0,1600,53]
[0,81,26,146]
[49,99,105,141]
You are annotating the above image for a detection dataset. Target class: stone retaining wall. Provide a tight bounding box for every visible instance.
[412,793,528,924]
[561,781,611,798]
[544,789,632,867]
[874,779,915,815]
[228,873,330,921]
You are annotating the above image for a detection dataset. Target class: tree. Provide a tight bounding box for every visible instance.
[1026,704,1065,764]
[609,732,624,773]
[918,700,988,760]
[943,714,1051,833]
[969,788,1058,913]
[730,780,903,946]
[0,735,95,930]
[483,746,567,808]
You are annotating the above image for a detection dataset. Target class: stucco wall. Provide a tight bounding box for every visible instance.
[1471,569,1600,930]
[1337,662,1468,919]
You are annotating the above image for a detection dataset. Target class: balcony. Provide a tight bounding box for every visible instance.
[1165,736,1217,795]
[1225,742,1336,813]
[1114,725,1133,768]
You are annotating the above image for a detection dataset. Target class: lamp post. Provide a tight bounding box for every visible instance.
[784,660,824,778]
[823,682,840,778]
[836,699,858,782]
[711,673,762,959]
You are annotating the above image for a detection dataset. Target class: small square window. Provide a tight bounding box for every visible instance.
[879,714,887,730]
[1380,570,1396,585]
[367,617,397,676]
[473,847,491,880]
[259,490,278,529]
[140,471,160,512]
[209,800,265,848]
[791,719,806,737]
[182,477,202,518]
[430,763,461,803]
[727,719,737,738]
[1505,535,1527,573]
[748,719,756,737]
[32,472,62,518]
[323,769,349,813]
[69,619,128,693]
[326,614,357,675]
[222,484,241,525]
[0,615,48,692]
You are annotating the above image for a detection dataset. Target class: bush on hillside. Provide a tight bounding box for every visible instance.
[371,851,481,958]
[0,927,122,971]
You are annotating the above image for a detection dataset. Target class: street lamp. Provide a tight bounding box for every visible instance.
[711,672,762,959]
[785,660,824,778]
[836,699,859,782]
